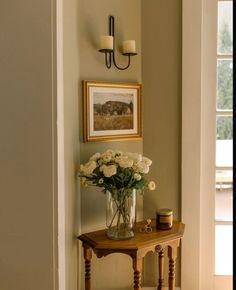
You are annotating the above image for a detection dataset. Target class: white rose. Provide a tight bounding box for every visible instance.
[104,149,115,156]
[101,150,115,163]
[80,160,97,175]
[148,181,156,191]
[89,152,101,161]
[103,165,117,177]
[115,150,122,155]
[80,164,84,171]
[99,164,106,172]
[104,155,112,162]
[101,153,112,163]
[118,158,134,168]
[115,155,128,163]
[126,152,142,163]
[135,161,149,174]
[134,173,141,181]
[80,177,87,187]
[142,156,152,166]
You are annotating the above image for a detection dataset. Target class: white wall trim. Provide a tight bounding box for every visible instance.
[182,2,202,289]
[57,0,66,289]
[142,287,180,290]
[182,0,217,289]
[199,1,217,289]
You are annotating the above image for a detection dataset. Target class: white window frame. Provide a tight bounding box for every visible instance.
[214,0,233,287]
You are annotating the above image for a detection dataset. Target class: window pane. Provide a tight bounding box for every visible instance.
[215,171,233,221]
[217,1,233,53]
[216,139,232,167]
[217,60,233,110]
[216,116,232,140]
[215,225,233,275]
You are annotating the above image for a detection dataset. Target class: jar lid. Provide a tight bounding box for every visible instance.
[156,208,173,215]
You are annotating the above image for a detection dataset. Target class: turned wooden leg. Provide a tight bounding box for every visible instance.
[83,243,92,290]
[157,249,164,290]
[168,242,178,290]
[133,256,142,290]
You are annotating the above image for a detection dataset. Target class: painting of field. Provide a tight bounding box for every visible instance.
[93,93,134,131]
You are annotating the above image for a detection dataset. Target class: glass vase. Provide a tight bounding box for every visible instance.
[106,189,136,240]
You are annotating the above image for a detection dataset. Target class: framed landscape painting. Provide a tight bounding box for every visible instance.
[82,80,142,142]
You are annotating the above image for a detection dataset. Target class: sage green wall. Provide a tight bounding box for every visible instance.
[78,0,142,289]
[0,1,57,290]
[142,0,182,287]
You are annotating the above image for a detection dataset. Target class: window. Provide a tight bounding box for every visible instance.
[214,0,233,288]
[182,0,233,288]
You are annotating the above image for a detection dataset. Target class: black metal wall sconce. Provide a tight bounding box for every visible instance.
[98,15,137,70]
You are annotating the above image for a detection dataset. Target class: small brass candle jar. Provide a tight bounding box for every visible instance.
[156,208,173,230]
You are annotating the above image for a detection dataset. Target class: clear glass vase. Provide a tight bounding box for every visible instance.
[106,189,136,240]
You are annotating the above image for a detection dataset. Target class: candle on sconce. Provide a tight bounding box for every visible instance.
[100,35,113,50]
[122,40,136,54]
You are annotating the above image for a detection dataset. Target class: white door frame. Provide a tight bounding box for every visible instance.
[181,0,217,289]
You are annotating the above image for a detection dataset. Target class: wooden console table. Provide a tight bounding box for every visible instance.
[78,219,185,290]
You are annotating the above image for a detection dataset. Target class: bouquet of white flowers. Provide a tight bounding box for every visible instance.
[78,149,156,240]
[79,149,156,197]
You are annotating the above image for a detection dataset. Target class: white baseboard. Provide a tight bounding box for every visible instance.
[142,287,180,290]
[96,286,180,290]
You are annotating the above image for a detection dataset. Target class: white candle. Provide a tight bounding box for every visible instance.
[122,40,136,54]
[100,36,113,50]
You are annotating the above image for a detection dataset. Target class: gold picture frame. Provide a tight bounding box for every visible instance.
[83,80,142,142]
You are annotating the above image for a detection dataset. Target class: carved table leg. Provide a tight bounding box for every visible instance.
[133,256,142,290]
[83,243,92,290]
[168,243,178,290]
[157,249,164,290]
